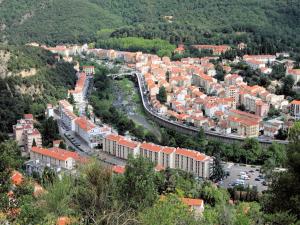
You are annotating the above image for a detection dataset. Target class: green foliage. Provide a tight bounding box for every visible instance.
[118,156,158,210]
[96,37,175,57]
[157,86,167,104]
[139,194,198,225]
[40,117,60,147]
[0,140,23,193]
[0,45,77,134]
[262,122,300,220]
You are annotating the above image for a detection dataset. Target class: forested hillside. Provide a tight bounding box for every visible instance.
[0,45,77,134]
[1,0,300,53]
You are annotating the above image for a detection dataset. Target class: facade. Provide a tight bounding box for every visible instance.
[74,117,102,148]
[59,100,77,131]
[27,147,87,175]
[13,114,42,152]
[102,135,212,179]
[290,100,300,120]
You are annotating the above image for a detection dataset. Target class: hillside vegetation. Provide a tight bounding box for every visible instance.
[1,0,300,53]
[0,45,77,133]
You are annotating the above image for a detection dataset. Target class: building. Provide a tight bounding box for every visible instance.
[27,147,87,174]
[59,100,77,131]
[175,148,212,178]
[286,69,300,84]
[102,135,212,179]
[74,117,102,148]
[82,66,95,76]
[181,198,205,215]
[45,104,54,118]
[290,100,300,120]
[68,73,88,104]
[13,114,42,152]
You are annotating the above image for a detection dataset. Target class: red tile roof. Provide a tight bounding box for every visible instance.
[140,142,162,152]
[118,139,139,149]
[31,146,87,162]
[11,171,23,186]
[24,114,33,120]
[175,148,207,161]
[112,165,125,174]
[75,117,96,132]
[181,198,204,207]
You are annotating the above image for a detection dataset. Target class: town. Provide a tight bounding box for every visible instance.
[6,41,300,224]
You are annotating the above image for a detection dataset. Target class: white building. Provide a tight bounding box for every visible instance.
[74,117,102,148]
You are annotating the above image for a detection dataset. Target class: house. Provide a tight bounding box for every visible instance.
[74,117,102,148]
[286,69,300,84]
[27,147,87,174]
[13,114,42,152]
[82,65,95,76]
[68,73,88,104]
[181,198,205,215]
[290,100,300,120]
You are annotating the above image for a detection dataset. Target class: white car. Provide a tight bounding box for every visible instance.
[241,174,250,180]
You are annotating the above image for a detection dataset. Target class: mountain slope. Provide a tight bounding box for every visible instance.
[0,45,77,133]
[0,0,300,51]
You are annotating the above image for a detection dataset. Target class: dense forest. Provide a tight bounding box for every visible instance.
[0,45,77,134]
[1,0,300,54]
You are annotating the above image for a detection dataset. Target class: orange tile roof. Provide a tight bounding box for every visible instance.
[161,147,176,154]
[75,117,96,132]
[106,134,123,142]
[175,148,207,161]
[112,165,125,174]
[24,114,33,120]
[181,198,204,207]
[118,139,139,149]
[291,100,300,105]
[11,171,23,186]
[31,146,87,162]
[140,142,162,152]
[57,217,71,225]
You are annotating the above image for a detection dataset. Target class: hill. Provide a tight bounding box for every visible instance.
[0,45,77,133]
[1,0,300,53]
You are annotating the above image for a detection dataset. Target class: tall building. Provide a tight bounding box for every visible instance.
[13,114,42,152]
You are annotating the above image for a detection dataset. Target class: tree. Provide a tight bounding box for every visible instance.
[118,156,158,210]
[139,194,198,225]
[210,154,225,182]
[157,86,167,104]
[42,167,57,186]
[58,141,67,149]
[0,140,23,193]
[68,94,75,105]
[241,138,262,164]
[32,138,37,147]
[262,122,300,219]
[41,117,60,146]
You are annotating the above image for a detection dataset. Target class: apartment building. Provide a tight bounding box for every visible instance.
[13,114,42,152]
[175,148,212,178]
[59,100,77,131]
[290,100,300,120]
[102,135,212,179]
[29,146,87,171]
[68,72,88,104]
[74,117,102,148]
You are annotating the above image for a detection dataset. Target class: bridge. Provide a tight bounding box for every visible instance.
[107,69,288,147]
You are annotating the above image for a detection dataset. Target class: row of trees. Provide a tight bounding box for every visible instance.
[95,37,176,57]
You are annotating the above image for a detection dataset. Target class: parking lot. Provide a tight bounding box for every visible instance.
[219,163,268,192]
